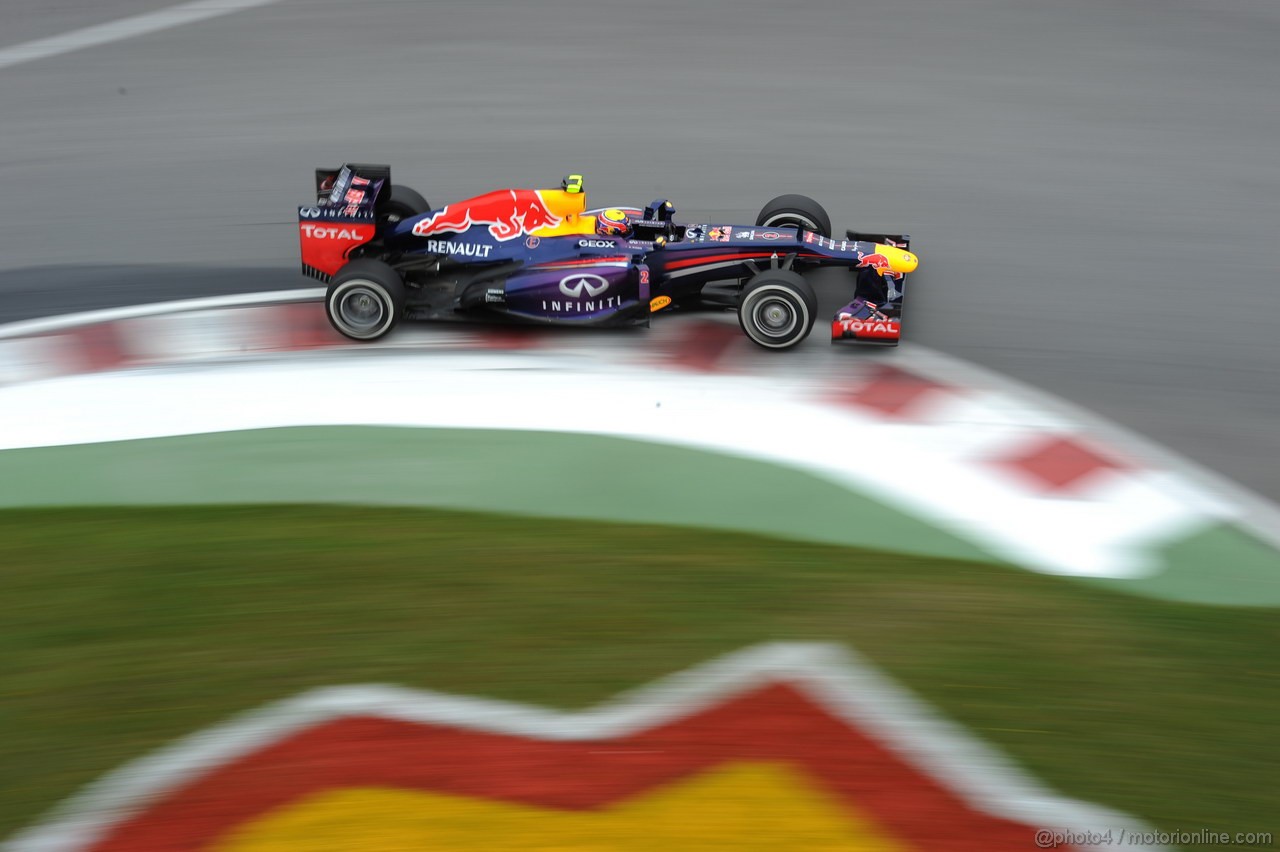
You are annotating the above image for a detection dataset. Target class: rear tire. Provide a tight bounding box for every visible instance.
[756,194,832,237]
[382,185,431,225]
[326,259,405,341]
[737,270,818,350]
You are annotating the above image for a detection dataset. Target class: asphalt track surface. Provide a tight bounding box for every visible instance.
[2,0,1278,500]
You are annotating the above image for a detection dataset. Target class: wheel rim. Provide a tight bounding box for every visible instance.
[332,282,389,337]
[762,212,819,232]
[752,296,798,339]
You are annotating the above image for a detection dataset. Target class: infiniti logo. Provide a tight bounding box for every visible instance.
[559,273,609,298]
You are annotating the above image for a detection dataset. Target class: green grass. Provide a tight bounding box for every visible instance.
[1,506,1276,848]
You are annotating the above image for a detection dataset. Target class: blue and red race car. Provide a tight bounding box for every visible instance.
[299,164,918,350]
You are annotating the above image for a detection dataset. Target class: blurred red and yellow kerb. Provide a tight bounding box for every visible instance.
[85,682,1070,851]
[216,763,906,851]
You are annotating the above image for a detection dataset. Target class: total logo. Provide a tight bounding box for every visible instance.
[841,320,899,334]
[559,273,610,298]
[299,224,367,240]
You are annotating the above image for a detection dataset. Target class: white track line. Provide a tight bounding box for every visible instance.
[0,0,284,71]
[0,289,323,340]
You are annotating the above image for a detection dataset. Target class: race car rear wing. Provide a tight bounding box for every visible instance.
[298,163,390,282]
[833,229,911,345]
[313,163,391,211]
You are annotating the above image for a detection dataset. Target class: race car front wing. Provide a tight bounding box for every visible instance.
[832,230,911,345]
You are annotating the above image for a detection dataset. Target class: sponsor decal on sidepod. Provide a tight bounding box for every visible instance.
[559,273,609,298]
[540,273,623,312]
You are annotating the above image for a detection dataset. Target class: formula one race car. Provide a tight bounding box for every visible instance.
[299,164,918,349]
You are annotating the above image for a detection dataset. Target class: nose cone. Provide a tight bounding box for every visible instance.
[878,245,918,275]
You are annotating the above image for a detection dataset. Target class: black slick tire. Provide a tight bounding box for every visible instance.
[756,194,832,237]
[325,259,405,341]
[382,185,431,224]
[737,270,818,350]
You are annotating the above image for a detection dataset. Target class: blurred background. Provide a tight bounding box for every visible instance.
[1,1,1277,849]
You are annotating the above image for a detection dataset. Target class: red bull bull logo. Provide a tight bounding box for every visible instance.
[857,253,904,280]
[413,189,563,241]
[12,644,1152,851]
[857,245,918,280]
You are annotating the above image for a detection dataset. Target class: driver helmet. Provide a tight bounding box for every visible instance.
[595,208,631,238]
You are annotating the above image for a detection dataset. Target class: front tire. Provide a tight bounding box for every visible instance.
[737,270,818,350]
[326,259,405,341]
[756,194,832,237]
